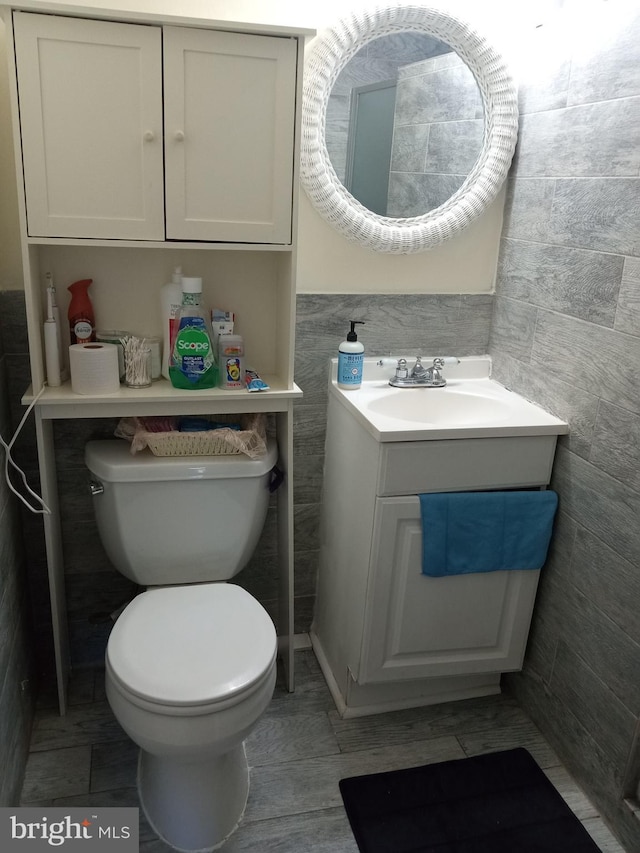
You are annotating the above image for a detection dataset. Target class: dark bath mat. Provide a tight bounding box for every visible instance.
[339,747,602,852]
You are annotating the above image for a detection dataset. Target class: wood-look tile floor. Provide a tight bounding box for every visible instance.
[21,648,628,852]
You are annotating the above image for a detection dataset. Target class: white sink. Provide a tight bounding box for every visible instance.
[330,356,569,442]
[366,386,513,426]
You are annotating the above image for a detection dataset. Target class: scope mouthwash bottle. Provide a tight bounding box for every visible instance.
[168,276,218,390]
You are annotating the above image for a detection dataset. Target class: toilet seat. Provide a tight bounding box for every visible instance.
[106,584,277,709]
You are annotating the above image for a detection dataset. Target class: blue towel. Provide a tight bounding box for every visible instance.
[419,490,558,577]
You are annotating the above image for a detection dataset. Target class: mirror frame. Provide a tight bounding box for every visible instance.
[300,5,519,254]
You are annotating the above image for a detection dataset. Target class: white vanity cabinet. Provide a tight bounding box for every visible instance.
[13,11,297,243]
[312,391,559,717]
[3,0,313,714]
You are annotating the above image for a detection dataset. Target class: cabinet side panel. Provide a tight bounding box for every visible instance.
[313,394,380,691]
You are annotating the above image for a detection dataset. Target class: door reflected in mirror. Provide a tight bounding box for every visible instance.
[326,33,483,217]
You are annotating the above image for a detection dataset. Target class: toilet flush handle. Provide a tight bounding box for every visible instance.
[88,480,104,496]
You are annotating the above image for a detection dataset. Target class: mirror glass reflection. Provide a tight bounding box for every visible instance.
[326,33,484,217]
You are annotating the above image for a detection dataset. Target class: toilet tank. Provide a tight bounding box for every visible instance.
[85,438,278,585]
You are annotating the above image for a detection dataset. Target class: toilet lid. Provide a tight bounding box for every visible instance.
[106,584,277,707]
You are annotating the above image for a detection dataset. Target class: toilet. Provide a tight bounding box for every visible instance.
[85,438,279,852]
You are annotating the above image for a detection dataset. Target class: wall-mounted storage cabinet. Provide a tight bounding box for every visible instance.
[3,1,314,714]
[14,12,297,243]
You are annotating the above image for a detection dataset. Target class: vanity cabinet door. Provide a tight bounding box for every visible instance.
[358,496,541,685]
[163,27,297,243]
[13,12,164,240]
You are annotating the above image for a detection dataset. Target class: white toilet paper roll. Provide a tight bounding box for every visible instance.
[69,343,120,395]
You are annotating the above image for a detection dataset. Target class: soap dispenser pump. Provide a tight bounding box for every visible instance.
[338,320,365,390]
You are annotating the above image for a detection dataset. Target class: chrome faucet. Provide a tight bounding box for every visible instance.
[387,356,457,388]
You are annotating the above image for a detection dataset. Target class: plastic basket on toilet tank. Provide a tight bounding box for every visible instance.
[114,413,268,458]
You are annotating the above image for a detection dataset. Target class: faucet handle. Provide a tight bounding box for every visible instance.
[395,358,409,380]
[433,357,460,366]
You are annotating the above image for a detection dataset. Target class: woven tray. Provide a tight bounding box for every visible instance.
[115,413,267,458]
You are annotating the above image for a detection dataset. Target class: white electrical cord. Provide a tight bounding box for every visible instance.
[0,384,52,515]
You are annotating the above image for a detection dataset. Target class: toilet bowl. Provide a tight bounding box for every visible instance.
[85,438,279,852]
[106,584,277,852]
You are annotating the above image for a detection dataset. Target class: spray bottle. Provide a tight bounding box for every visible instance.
[67,279,95,344]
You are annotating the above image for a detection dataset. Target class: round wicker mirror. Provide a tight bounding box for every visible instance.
[300,5,519,254]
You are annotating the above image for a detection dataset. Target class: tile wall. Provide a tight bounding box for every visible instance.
[0,290,35,805]
[490,6,640,849]
[0,290,493,674]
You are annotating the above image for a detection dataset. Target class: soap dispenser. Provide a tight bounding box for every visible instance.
[338,320,365,390]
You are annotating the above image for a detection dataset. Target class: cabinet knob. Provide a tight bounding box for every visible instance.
[174,131,185,142]
[143,131,155,142]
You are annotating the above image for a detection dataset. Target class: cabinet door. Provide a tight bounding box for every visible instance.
[358,496,541,684]
[13,12,164,240]
[163,27,297,243]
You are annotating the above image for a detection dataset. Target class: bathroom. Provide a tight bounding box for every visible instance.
[0,0,638,850]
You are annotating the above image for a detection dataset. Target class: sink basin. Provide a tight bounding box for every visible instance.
[366,387,513,426]
[329,356,569,442]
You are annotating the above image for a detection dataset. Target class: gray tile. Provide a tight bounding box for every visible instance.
[223,807,358,853]
[531,311,640,416]
[497,238,623,326]
[91,739,138,793]
[553,584,640,717]
[553,447,640,568]
[518,44,570,114]
[246,701,339,767]
[0,290,29,353]
[294,503,321,553]
[567,6,640,105]
[292,453,324,504]
[243,736,465,824]
[581,817,629,853]
[550,641,637,776]
[489,351,598,460]
[21,745,92,803]
[543,764,599,821]
[615,257,640,337]
[457,716,561,768]
[570,528,640,648]
[547,179,640,256]
[245,649,338,765]
[515,99,640,178]
[328,694,526,754]
[591,401,640,492]
[29,701,125,752]
[488,296,537,362]
[507,668,630,827]
[502,177,556,243]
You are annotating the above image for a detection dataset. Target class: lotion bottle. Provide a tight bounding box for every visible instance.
[338,320,365,390]
[160,266,183,380]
